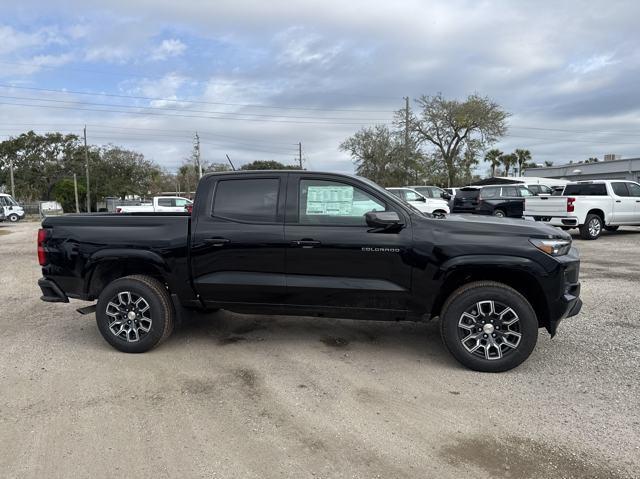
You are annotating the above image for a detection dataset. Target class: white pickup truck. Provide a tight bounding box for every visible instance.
[524,180,640,239]
[116,196,193,214]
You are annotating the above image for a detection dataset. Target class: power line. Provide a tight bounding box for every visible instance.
[0,83,396,113]
[0,93,392,121]
[0,122,298,146]
[0,100,393,126]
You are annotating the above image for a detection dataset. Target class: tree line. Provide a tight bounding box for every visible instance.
[340,93,542,187]
[0,131,302,212]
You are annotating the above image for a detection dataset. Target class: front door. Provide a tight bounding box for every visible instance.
[283,174,413,314]
[611,182,635,223]
[191,174,287,307]
[627,182,640,221]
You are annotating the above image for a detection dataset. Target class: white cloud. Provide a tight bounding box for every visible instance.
[569,53,618,74]
[151,38,187,61]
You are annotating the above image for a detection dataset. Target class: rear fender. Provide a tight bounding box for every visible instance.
[84,249,171,297]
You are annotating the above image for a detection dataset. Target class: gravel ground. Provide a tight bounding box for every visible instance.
[0,220,638,479]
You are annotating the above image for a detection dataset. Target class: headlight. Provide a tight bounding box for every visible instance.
[529,238,572,256]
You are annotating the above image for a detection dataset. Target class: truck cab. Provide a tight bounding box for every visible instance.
[0,194,25,222]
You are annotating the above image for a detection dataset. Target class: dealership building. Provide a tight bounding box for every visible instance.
[524,156,640,183]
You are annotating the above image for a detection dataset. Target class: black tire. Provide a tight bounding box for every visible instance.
[604,225,619,232]
[492,209,506,218]
[96,275,174,353]
[439,281,538,372]
[8,213,19,222]
[432,209,447,219]
[579,214,603,240]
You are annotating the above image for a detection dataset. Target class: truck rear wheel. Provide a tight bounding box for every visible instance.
[492,209,506,218]
[96,275,174,353]
[439,281,538,372]
[579,214,603,240]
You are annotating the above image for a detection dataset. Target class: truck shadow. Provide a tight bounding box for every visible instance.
[170,309,455,367]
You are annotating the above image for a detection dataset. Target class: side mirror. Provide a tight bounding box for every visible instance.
[441,192,451,200]
[365,211,403,232]
[417,196,426,202]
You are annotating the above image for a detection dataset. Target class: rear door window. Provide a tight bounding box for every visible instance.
[501,186,518,197]
[157,198,175,207]
[518,187,534,197]
[481,187,499,199]
[213,178,279,223]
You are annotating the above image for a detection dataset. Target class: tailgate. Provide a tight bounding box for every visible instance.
[524,196,569,217]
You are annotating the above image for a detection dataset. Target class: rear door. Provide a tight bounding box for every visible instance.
[611,182,635,223]
[283,174,413,313]
[500,186,522,216]
[191,173,287,306]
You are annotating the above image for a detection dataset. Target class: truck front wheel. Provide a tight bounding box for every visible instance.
[96,275,175,353]
[439,281,538,372]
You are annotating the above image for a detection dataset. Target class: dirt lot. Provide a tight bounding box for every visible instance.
[1,220,639,479]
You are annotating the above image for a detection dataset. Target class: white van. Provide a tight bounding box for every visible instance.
[0,194,25,222]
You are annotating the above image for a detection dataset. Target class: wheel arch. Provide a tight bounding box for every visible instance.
[586,208,606,223]
[84,249,170,300]
[430,257,551,329]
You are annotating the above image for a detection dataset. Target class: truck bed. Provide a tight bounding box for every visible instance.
[41,213,193,302]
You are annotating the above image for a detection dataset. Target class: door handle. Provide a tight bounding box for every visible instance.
[615,200,621,203]
[291,239,321,248]
[204,237,230,246]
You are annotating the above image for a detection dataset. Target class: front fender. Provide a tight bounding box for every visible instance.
[437,254,549,280]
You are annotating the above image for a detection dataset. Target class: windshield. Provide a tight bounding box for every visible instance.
[3,196,18,206]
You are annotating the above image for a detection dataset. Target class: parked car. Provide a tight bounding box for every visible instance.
[386,187,449,217]
[453,185,535,218]
[524,180,640,240]
[0,193,26,222]
[116,196,193,213]
[37,170,582,372]
[408,185,451,200]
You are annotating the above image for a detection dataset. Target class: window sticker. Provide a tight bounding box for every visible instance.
[306,186,355,215]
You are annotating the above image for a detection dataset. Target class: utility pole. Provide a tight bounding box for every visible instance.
[84,125,90,213]
[194,132,202,179]
[73,173,79,213]
[9,157,15,198]
[298,142,302,169]
[404,96,410,183]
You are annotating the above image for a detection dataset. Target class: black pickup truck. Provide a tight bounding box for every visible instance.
[38,171,582,372]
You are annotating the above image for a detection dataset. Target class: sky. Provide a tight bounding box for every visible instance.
[1,0,639,174]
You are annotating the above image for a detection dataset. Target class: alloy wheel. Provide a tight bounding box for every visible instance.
[105,291,152,342]
[588,217,601,238]
[457,300,522,360]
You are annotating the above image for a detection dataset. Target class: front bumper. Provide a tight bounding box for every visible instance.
[38,277,69,303]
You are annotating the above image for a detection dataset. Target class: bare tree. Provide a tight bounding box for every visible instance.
[409,93,509,186]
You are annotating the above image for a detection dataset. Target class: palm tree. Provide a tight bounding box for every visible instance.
[484,149,503,177]
[514,149,532,177]
[500,153,517,176]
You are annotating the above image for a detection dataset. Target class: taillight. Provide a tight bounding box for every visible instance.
[567,197,575,213]
[116,207,122,213]
[186,204,193,214]
[37,228,48,266]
